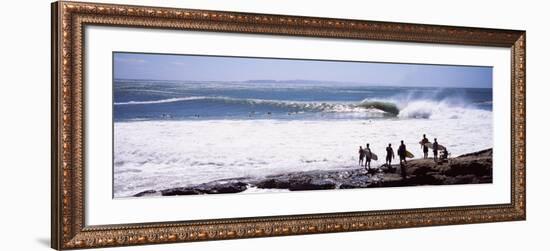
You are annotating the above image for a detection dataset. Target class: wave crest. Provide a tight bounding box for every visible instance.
[116,96,396,115]
[115,96,211,105]
[357,100,400,115]
[115,96,490,120]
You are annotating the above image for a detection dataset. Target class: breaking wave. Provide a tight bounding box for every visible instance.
[116,96,401,115]
[115,96,490,119]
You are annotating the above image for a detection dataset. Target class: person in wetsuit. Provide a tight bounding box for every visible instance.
[365,143,372,170]
[398,140,407,164]
[358,146,365,166]
[385,143,395,167]
[420,134,429,159]
[397,140,408,178]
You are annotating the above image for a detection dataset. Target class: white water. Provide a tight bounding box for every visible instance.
[114,108,492,197]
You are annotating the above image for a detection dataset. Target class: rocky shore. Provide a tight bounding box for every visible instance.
[134,148,492,197]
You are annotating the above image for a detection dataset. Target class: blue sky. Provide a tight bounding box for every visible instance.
[114,52,492,88]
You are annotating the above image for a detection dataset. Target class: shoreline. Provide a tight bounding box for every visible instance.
[132,148,493,197]
[114,115,492,197]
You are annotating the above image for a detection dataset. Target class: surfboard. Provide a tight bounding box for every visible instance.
[365,151,378,161]
[370,152,378,161]
[405,150,414,158]
[419,140,430,147]
[425,142,446,151]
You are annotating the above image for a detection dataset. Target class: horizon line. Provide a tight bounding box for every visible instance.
[114,78,493,89]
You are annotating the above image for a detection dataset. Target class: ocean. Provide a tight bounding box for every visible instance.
[113,80,493,197]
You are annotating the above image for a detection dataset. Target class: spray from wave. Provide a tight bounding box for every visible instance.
[397,100,474,119]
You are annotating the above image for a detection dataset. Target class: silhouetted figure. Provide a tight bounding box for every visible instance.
[385,143,395,167]
[433,138,439,163]
[398,140,407,164]
[420,134,429,159]
[397,140,408,178]
[440,148,449,162]
[365,143,372,170]
[358,146,365,166]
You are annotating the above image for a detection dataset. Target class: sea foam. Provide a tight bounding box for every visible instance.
[114,110,492,197]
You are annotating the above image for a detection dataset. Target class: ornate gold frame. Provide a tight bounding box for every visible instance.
[51,1,526,250]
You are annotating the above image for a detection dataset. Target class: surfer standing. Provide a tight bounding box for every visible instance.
[420,134,429,159]
[397,140,407,164]
[397,140,408,178]
[433,138,439,163]
[385,143,395,167]
[358,146,365,166]
[365,143,372,170]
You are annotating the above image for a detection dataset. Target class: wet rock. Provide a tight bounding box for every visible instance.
[371,149,493,187]
[134,148,493,196]
[196,181,248,194]
[134,189,159,197]
[154,181,248,197]
[339,175,371,189]
[255,178,291,189]
[289,178,337,191]
[161,187,200,196]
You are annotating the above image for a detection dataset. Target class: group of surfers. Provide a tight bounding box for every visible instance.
[358,134,449,172]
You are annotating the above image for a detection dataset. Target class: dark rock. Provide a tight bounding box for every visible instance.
[339,175,371,189]
[367,175,405,187]
[134,189,159,197]
[161,187,200,196]
[410,165,434,176]
[367,148,492,188]
[135,148,493,196]
[366,168,379,175]
[158,181,248,196]
[253,169,356,191]
[255,178,290,189]
[406,173,445,185]
[445,160,492,177]
[197,181,248,194]
[289,178,336,191]
[457,148,492,158]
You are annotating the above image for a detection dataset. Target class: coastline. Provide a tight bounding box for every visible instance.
[132,148,493,197]
[114,116,493,197]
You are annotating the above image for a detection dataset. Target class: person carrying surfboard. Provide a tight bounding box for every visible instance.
[433,138,439,163]
[397,140,407,164]
[420,134,429,159]
[397,140,409,178]
[385,143,395,167]
[365,143,372,170]
[358,146,365,166]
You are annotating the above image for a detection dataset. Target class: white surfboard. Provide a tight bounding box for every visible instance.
[365,151,378,161]
[425,142,446,150]
[419,140,431,147]
[368,152,378,161]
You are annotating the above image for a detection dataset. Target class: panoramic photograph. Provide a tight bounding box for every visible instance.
[113,52,493,198]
